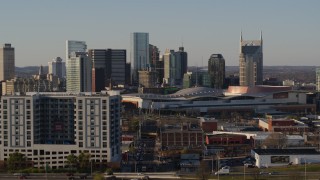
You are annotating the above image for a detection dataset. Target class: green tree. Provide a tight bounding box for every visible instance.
[6,152,27,172]
[66,154,78,170]
[78,152,91,172]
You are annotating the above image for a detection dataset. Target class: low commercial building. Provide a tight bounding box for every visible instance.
[259,118,309,133]
[252,149,320,168]
[160,123,204,149]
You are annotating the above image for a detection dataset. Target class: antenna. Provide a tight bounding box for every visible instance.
[195,63,198,87]
[181,37,184,47]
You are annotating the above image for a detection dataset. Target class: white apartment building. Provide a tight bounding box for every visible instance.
[0,91,121,169]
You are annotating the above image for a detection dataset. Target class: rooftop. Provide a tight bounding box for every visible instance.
[253,149,320,155]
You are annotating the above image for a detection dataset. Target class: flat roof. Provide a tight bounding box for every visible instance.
[253,149,320,155]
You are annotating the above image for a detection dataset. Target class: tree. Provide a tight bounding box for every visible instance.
[6,152,27,171]
[263,133,287,148]
[94,173,105,180]
[78,152,91,172]
[66,154,78,170]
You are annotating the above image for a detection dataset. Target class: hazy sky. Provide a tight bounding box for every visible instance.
[0,0,319,67]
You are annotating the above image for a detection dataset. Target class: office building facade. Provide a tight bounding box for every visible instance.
[317,68,320,91]
[208,54,225,89]
[89,49,126,92]
[163,49,176,86]
[0,91,121,169]
[174,47,188,86]
[66,40,87,61]
[130,32,149,83]
[239,32,263,86]
[108,49,126,86]
[0,44,15,81]
[66,52,92,92]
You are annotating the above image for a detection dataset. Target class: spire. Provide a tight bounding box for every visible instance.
[240,31,243,42]
[260,30,263,41]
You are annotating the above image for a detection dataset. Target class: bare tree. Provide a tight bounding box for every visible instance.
[196,160,210,180]
[263,133,287,149]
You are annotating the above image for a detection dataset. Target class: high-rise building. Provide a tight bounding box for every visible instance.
[48,57,66,79]
[138,70,158,88]
[163,47,188,87]
[163,49,176,86]
[239,32,263,86]
[89,49,126,92]
[174,47,188,85]
[0,44,15,81]
[130,32,149,83]
[66,40,87,61]
[0,91,122,168]
[66,52,92,92]
[89,49,110,92]
[149,44,160,70]
[108,49,126,86]
[316,68,320,91]
[208,54,225,89]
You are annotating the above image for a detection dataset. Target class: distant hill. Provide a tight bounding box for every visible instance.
[15,66,48,78]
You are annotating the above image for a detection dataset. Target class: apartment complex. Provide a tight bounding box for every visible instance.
[0,91,121,169]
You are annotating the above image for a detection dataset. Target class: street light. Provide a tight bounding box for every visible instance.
[304,158,307,180]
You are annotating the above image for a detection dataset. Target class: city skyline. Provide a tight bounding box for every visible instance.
[0,0,319,67]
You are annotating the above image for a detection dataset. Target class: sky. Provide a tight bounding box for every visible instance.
[0,0,319,67]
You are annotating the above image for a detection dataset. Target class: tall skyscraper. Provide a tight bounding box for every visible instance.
[316,68,320,91]
[239,32,263,86]
[130,32,149,83]
[174,47,188,85]
[163,49,176,86]
[0,44,15,81]
[48,57,66,79]
[208,54,225,89]
[66,40,87,61]
[89,49,110,92]
[108,49,126,86]
[66,52,92,92]
[89,49,126,92]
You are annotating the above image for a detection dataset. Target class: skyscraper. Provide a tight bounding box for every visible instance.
[239,32,263,86]
[0,44,15,81]
[130,32,149,83]
[108,49,126,86]
[48,57,66,79]
[89,49,126,92]
[66,52,92,92]
[174,47,188,85]
[89,49,110,92]
[163,49,176,86]
[66,40,87,61]
[208,54,225,89]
